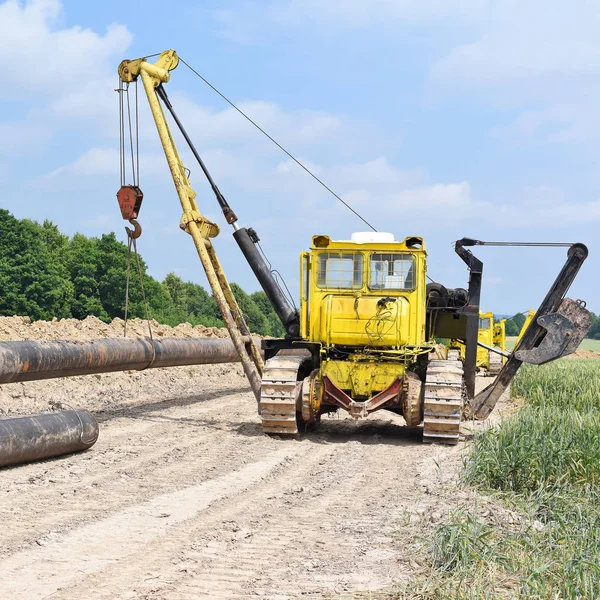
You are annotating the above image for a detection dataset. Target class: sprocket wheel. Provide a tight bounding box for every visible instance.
[300,369,322,431]
[402,371,424,427]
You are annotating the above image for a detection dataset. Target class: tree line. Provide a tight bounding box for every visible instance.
[0,209,285,337]
[504,310,600,340]
[3,209,598,340]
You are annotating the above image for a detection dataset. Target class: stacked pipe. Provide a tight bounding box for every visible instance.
[0,336,259,467]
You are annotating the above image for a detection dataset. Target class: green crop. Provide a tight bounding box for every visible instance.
[408,359,600,599]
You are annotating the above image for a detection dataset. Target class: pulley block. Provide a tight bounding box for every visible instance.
[116,185,144,220]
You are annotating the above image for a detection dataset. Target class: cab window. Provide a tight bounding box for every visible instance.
[369,253,415,290]
[479,318,491,329]
[317,253,363,289]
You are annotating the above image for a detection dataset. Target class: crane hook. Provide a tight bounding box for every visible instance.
[125,218,142,240]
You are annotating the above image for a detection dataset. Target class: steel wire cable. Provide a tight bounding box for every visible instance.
[179,57,378,232]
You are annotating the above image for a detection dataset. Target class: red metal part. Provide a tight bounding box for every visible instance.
[323,376,403,419]
[117,185,144,220]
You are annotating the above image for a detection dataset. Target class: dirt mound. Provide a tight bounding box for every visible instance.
[566,348,600,359]
[0,315,229,342]
[0,315,242,418]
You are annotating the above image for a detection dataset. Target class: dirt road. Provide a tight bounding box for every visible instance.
[0,318,490,599]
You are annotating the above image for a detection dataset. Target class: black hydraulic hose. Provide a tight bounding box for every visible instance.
[156,85,238,225]
[233,227,300,338]
[156,84,300,337]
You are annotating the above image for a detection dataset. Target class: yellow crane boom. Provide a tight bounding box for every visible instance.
[117,50,263,399]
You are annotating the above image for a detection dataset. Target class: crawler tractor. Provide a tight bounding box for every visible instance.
[116,50,593,444]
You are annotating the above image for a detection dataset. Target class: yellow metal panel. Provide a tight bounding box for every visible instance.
[311,235,426,252]
[319,295,410,347]
[322,358,406,398]
[306,240,428,351]
[493,319,506,354]
[455,311,505,368]
[477,311,494,367]
[300,252,310,340]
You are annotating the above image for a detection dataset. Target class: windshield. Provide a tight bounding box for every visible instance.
[369,253,416,290]
[317,252,364,289]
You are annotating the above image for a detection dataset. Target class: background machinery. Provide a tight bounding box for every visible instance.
[450,311,506,375]
[117,50,593,445]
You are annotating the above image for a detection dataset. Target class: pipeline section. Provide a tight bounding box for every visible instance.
[0,410,98,467]
[0,336,259,384]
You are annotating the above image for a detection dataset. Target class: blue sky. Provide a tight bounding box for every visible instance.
[1,0,598,315]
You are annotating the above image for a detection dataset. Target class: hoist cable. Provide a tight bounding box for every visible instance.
[135,81,140,187]
[117,80,140,187]
[123,234,153,340]
[126,84,136,185]
[179,57,378,232]
[118,77,125,187]
[132,236,153,340]
[155,83,300,319]
[123,236,133,337]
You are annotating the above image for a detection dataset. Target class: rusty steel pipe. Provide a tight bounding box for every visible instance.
[0,410,99,468]
[0,336,259,384]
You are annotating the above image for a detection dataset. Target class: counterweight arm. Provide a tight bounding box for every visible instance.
[460,240,591,419]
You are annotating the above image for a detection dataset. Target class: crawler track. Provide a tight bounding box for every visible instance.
[422,357,464,444]
[487,348,503,375]
[259,353,307,435]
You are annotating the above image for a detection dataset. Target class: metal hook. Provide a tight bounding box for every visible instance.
[125,218,142,239]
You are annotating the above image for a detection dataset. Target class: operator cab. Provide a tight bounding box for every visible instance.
[300,233,428,349]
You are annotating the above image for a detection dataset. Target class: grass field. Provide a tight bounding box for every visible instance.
[505,336,600,352]
[410,359,600,599]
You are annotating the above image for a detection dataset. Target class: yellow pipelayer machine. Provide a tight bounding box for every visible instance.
[117,50,593,444]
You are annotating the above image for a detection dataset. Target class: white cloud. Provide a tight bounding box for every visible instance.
[220,0,600,147]
[46,140,600,234]
[0,0,131,99]
[431,2,600,95]
[46,147,119,178]
[169,93,382,157]
[0,0,132,154]
[39,146,172,190]
[490,101,600,145]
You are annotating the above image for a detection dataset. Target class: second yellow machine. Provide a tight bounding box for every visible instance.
[117,50,593,444]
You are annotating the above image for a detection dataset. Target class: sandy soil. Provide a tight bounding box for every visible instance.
[0,317,506,599]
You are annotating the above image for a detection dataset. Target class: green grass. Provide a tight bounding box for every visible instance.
[464,405,600,493]
[512,360,600,412]
[580,338,600,352]
[505,336,600,352]
[409,359,600,599]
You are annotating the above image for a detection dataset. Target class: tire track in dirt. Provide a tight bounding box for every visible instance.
[0,388,265,554]
[0,363,489,599]
[0,447,303,600]
[17,416,448,599]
